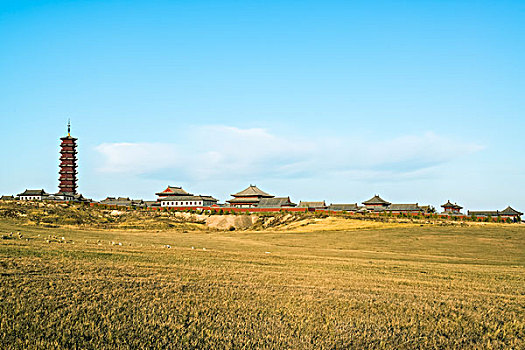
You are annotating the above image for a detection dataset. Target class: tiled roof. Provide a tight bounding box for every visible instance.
[467,207,522,216]
[362,195,391,205]
[156,186,192,196]
[386,204,421,211]
[100,197,145,206]
[160,195,217,202]
[467,210,499,216]
[17,189,48,196]
[0,195,14,200]
[298,201,327,208]
[441,200,463,209]
[258,197,297,208]
[328,203,358,211]
[499,206,523,216]
[231,185,273,198]
[227,197,261,203]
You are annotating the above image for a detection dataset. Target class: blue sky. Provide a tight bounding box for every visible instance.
[1,0,524,210]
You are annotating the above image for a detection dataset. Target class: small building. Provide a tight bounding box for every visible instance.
[227,185,274,208]
[17,189,50,201]
[468,206,523,220]
[144,200,161,208]
[418,205,434,213]
[499,206,523,218]
[385,204,424,214]
[258,197,297,208]
[298,201,327,210]
[362,195,391,210]
[328,203,359,212]
[100,197,145,208]
[0,195,15,201]
[160,195,218,208]
[156,186,218,208]
[441,200,463,214]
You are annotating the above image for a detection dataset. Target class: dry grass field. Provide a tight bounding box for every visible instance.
[1,217,524,349]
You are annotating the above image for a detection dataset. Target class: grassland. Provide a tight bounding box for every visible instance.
[1,215,524,348]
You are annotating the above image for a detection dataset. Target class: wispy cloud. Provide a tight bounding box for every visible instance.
[95,143,180,174]
[94,126,484,181]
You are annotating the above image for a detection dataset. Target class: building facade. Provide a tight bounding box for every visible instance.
[17,189,50,201]
[156,186,218,208]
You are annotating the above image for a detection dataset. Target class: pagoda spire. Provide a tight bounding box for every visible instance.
[67,119,71,137]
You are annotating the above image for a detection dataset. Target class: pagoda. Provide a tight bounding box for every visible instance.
[58,120,78,196]
[441,200,463,214]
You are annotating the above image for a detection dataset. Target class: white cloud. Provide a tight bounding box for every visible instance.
[94,126,484,182]
[95,143,179,174]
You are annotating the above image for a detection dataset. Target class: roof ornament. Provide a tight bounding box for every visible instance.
[67,118,71,137]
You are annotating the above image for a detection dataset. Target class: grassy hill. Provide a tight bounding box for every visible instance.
[0,204,524,348]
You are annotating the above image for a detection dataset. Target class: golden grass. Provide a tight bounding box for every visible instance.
[280,216,415,232]
[1,220,524,349]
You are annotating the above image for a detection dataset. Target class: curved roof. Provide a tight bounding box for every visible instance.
[17,189,48,196]
[156,186,192,196]
[386,204,421,211]
[329,203,358,211]
[258,197,296,208]
[231,185,273,198]
[441,200,463,209]
[362,195,391,205]
[160,195,217,202]
[500,206,523,215]
[298,201,327,208]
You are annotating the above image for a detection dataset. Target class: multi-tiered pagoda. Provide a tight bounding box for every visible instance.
[58,121,78,197]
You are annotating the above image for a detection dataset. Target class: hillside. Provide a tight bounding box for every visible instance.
[0,201,513,233]
[1,216,524,348]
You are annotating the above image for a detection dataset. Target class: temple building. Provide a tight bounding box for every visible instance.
[258,197,297,208]
[362,195,391,210]
[156,186,218,208]
[385,204,428,214]
[227,185,274,208]
[328,203,359,212]
[299,201,328,210]
[100,197,147,208]
[441,200,463,214]
[57,120,78,200]
[17,189,50,201]
[468,206,523,220]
